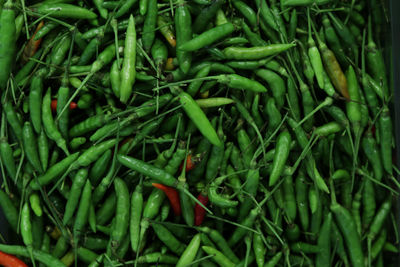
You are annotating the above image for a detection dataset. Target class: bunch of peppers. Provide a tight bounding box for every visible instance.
[0,0,398,266]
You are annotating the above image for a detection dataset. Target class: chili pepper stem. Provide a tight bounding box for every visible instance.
[154,76,220,91]
[111,19,121,68]
[289,132,319,175]
[179,185,213,215]
[178,134,191,182]
[252,113,288,162]
[351,130,362,191]
[368,238,372,267]
[206,214,258,234]
[186,254,214,266]
[48,165,73,196]
[295,97,333,128]
[260,215,284,245]
[356,168,398,195]
[57,72,94,121]
[329,177,337,205]
[344,0,356,24]
[19,0,30,40]
[15,151,25,190]
[27,245,37,267]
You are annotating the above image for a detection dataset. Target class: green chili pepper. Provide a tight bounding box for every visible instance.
[30,152,79,189]
[120,15,137,104]
[88,149,111,186]
[0,0,16,89]
[33,3,97,20]
[108,178,130,254]
[208,175,238,208]
[42,88,69,155]
[29,70,45,134]
[362,179,376,230]
[316,213,332,267]
[217,74,267,93]
[49,34,71,76]
[179,91,222,147]
[118,155,177,187]
[0,137,17,180]
[0,190,18,232]
[179,23,235,52]
[368,197,392,241]
[73,179,92,245]
[192,0,224,33]
[56,81,70,140]
[151,223,185,255]
[38,130,49,172]
[130,184,143,252]
[345,66,362,136]
[264,252,282,267]
[63,168,88,225]
[3,99,23,141]
[176,233,201,267]
[331,202,364,267]
[290,242,320,253]
[378,105,393,175]
[232,0,257,30]
[136,252,178,264]
[228,208,258,246]
[223,44,295,60]
[308,33,325,89]
[371,229,387,260]
[0,244,65,267]
[295,171,309,230]
[269,130,291,187]
[22,122,43,173]
[202,246,235,267]
[255,69,286,109]
[362,130,383,181]
[72,139,117,169]
[238,168,260,221]
[142,0,157,52]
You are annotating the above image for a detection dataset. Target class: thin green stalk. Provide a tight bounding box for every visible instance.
[19,0,30,39]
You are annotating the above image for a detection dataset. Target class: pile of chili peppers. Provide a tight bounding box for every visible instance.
[0,0,398,266]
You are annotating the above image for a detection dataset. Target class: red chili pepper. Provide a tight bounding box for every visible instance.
[111,137,134,158]
[51,100,78,112]
[152,183,181,215]
[179,154,199,172]
[23,21,45,62]
[194,192,209,226]
[371,124,376,137]
[0,251,28,267]
[70,102,77,109]
[118,137,133,148]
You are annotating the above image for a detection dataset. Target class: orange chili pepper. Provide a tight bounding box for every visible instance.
[48,226,61,239]
[313,27,350,99]
[179,153,199,172]
[23,21,45,62]
[165,58,176,71]
[118,137,133,149]
[184,154,196,171]
[152,183,181,215]
[157,16,176,47]
[0,251,28,267]
[200,91,209,99]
